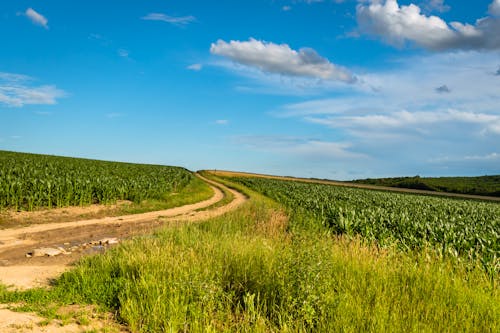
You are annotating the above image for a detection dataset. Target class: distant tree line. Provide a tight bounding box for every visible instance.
[352,175,500,197]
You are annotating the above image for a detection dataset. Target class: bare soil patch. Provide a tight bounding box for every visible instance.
[0,304,127,332]
[0,201,133,229]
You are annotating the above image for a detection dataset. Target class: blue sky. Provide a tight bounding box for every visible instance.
[1,0,499,179]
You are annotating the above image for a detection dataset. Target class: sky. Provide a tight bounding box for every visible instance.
[1,0,499,180]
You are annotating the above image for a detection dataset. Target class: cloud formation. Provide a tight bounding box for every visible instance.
[141,13,195,26]
[210,38,356,83]
[295,0,345,3]
[465,152,500,161]
[275,51,500,176]
[118,49,129,58]
[422,0,450,13]
[234,135,365,160]
[435,84,450,93]
[490,0,500,16]
[357,0,500,51]
[0,72,65,107]
[187,63,203,71]
[25,8,48,29]
[306,109,500,136]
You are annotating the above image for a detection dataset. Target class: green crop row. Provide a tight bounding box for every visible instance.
[0,150,193,211]
[229,177,500,272]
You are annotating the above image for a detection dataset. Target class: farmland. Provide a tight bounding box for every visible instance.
[0,150,196,211]
[229,176,500,273]
[0,166,498,332]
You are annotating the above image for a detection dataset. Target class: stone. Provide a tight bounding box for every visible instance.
[98,237,119,245]
[30,247,63,257]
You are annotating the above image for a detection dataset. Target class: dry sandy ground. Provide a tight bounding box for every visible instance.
[1,200,134,230]
[0,304,128,333]
[0,175,246,332]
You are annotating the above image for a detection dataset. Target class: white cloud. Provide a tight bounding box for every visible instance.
[0,86,64,107]
[295,0,345,3]
[357,0,500,51]
[306,109,500,136]
[215,119,228,125]
[0,73,31,82]
[210,38,356,83]
[214,60,356,96]
[274,51,500,175]
[281,52,500,115]
[88,33,112,47]
[490,0,500,16]
[25,8,48,29]
[422,0,450,13]
[118,49,129,58]
[464,152,500,161]
[429,152,500,173]
[282,6,292,11]
[0,72,65,107]
[234,135,365,160]
[187,63,203,71]
[141,13,195,26]
[292,140,367,160]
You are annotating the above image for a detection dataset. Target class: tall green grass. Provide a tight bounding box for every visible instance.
[3,191,497,332]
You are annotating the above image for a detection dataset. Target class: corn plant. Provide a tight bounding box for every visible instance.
[230,177,500,272]
[0,150,193,211]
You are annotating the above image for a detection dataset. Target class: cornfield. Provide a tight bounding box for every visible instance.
[0,150,193,211]
[231,177,500,271]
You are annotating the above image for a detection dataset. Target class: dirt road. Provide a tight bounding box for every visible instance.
[0,175,247,290]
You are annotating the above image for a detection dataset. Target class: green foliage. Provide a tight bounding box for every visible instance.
[0,150,193,211]
[353,175,500,197]
[230,177,500,273]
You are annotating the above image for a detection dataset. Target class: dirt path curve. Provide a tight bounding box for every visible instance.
[0,174,247,290]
